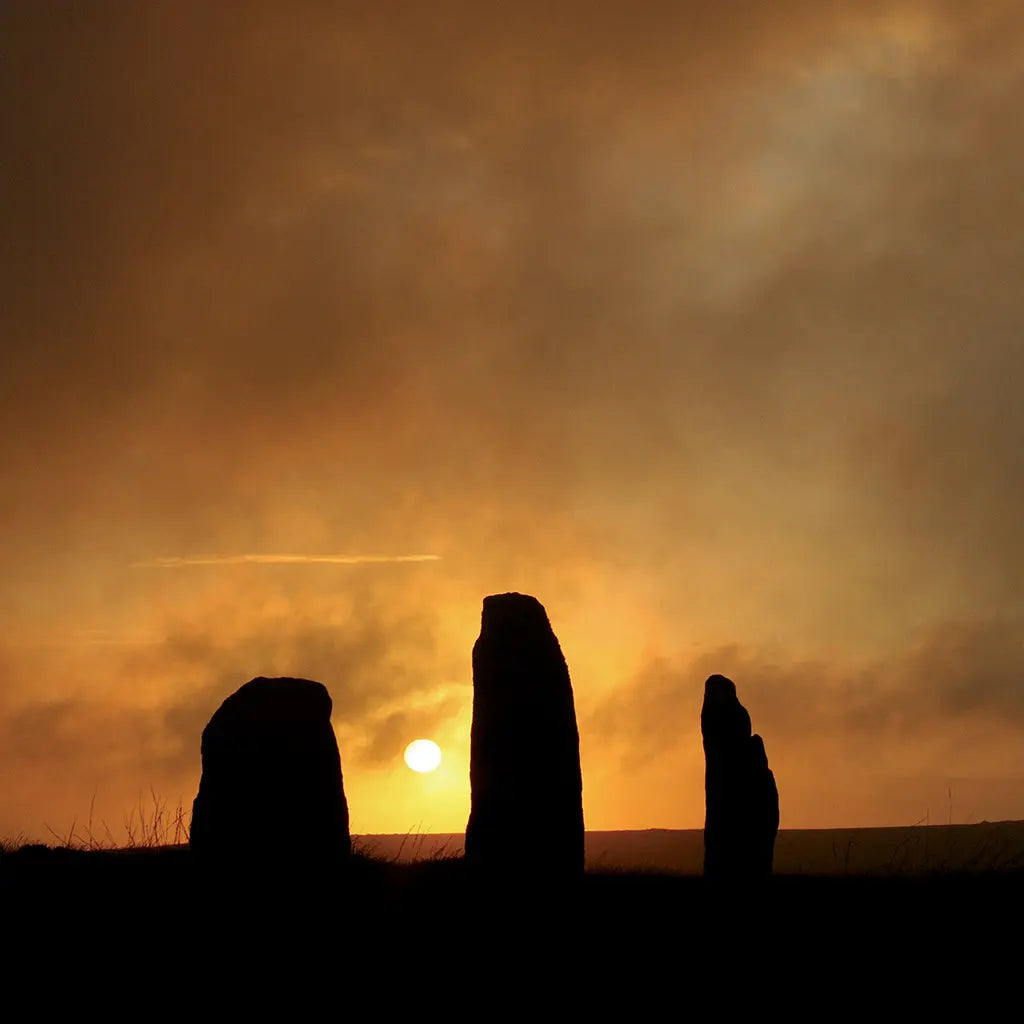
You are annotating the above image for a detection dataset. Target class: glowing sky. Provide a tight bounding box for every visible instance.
[3,1,1023,840]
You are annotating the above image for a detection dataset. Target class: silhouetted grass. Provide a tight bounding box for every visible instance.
[4,827,1022,1004]
[352,824,459,865]
[38,788,191,852]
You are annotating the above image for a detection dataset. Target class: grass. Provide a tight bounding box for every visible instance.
[353,823,459,864]
[0,833,27,854]
[6,792,459,873]
[4,809,1023,1000]
[7,796,1024,880]
[856,821,1024,877]
[35,788,192,853]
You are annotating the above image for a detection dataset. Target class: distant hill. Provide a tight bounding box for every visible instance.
[354,820,1024,875]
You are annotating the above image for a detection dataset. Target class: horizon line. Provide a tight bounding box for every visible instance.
[129,553,443,568]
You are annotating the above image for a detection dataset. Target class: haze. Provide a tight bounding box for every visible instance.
[3,1,1023,840]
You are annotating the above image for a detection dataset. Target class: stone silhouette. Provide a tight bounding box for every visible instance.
[466,593,584,876]
[701,673,779,878]
[191,676,350,876]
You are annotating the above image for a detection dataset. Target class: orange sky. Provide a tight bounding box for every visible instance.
[3,1,1023,840]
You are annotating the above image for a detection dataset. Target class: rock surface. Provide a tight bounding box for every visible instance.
[465,593,584,875]
[701,673,779,878]
[190,676,350,874]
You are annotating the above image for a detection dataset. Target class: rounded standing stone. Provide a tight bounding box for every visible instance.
[190,676,350,878]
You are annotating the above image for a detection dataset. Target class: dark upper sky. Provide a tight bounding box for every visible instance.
[2,1,1023,837]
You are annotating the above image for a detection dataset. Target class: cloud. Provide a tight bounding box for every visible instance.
[582,615,1024,826]
[2,1,1024,832]
[589,615,1024,769]
[0,587,469,837]
[130,554,442,568]
[133,601,462,773]
[359,699,463,765]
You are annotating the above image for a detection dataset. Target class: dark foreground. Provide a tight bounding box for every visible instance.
[2,844,1020,1006]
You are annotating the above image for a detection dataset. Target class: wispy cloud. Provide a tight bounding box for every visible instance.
[3,631,164,648]
[81,637,165,645]
[129,554,442,568]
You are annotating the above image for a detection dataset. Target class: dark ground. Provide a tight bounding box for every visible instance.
[2,844,1020,1007]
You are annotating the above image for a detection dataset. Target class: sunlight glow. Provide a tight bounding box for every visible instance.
[404,738,442,773]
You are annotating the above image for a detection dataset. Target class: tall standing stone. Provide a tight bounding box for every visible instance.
[466,593,584,876]
[701,674,779,878]
[191,676,350,877]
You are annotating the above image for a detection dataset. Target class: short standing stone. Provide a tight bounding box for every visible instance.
[190,676,350,875]
[465,593,584,876]
[701,674,778,878]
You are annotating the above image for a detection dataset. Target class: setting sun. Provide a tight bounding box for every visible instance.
[404,739,442,774]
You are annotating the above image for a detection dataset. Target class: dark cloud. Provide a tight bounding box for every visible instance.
[3,699,152,771]
[360,699,463,765]
[590,616,1024,763]
[0,590,467,837]
[136,599,461,773]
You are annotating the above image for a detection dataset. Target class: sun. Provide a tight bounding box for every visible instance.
[404,738,442,773]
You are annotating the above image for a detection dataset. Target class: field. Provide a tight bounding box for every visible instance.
[358,819,1024,874]
[2,821,1021,1004]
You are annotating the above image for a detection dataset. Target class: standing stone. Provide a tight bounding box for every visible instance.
[701,674,779,878]
[191,676,350,876]
[466,593,584,876]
